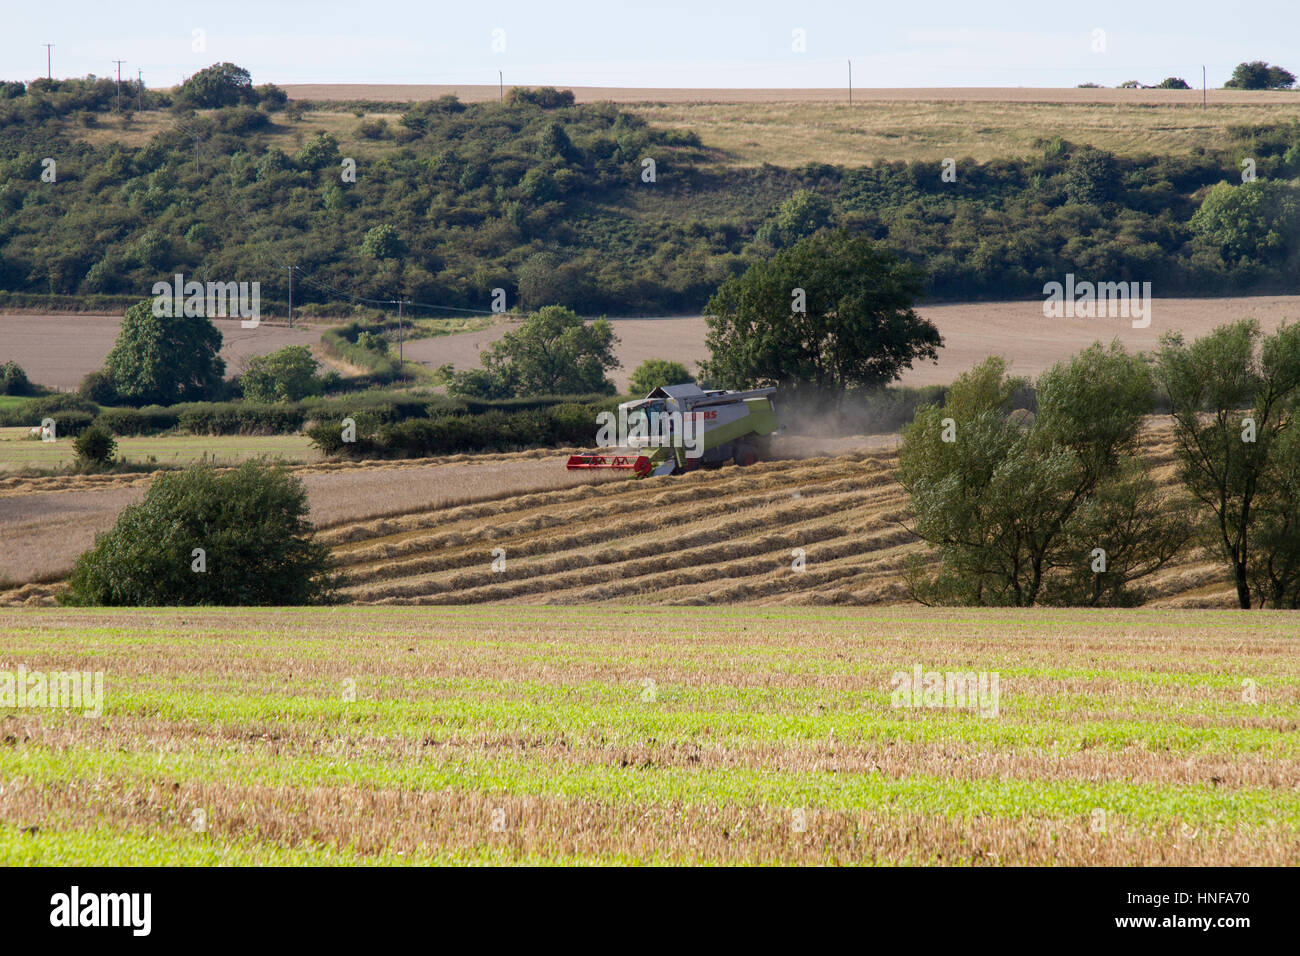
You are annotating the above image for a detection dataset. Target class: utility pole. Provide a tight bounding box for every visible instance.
[848,59,852,105]
[112,59,125,111]
[396,299,404,363]
[1202,65,1207,109]
[499,70,503,103]
[137,69,143,111]
[43,44,53,80]
[286,265,294,328]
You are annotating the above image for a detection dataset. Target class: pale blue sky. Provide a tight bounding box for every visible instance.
[3,1,1296,89]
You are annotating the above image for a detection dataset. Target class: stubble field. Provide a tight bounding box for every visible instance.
[0,604,1294,865]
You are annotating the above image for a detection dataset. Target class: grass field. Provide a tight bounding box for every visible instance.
[0,605,1294,865]
[632,99,1300,166]
[0,429,318,473]
[65,89,1300,172]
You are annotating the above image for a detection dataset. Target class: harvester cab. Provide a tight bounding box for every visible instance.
[567,383,779,477]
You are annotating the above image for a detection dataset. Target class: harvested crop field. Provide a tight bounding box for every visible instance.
[281,85,1300,166]
[283,84,1300,106]
[0,604,1294,865]
[0,314,319,390]
[0,424,1239,607]
[0,449,623,591]
[320,421,1232,609]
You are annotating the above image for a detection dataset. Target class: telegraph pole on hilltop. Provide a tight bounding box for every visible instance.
[499,71,503,103]
[113,60,125,111]
[848,60,853,105]
[1202,66,1207,109]
[137,69,143,111]
[43,44,53,80]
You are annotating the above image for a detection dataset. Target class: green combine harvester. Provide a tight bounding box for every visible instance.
[567,383,779,477]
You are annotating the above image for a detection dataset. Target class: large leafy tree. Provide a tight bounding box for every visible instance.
[176,62,254,108]
[1155,320,1300,608]
[296,131,341,171]
[103,299,225,405]
[628,358,694,396]
[898,344,1190,607]
[701,230,940,400]
[66,461,336,606]
[452,305,618,398]
[240,345,321,402]
[756,189,834,248]
[1224,61,1296,90]
[1191,181,1300,264]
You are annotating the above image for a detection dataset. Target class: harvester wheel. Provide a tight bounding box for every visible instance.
[734,443,758,467]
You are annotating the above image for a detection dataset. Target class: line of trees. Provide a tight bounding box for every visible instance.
[898,324,1300,609]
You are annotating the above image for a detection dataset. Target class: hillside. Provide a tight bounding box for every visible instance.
[6,76,1300,318]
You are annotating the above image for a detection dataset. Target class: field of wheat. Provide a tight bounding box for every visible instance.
[0,603,1294,865]
[315,422,1234,609]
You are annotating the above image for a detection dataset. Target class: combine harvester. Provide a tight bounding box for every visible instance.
[567,383,779,477]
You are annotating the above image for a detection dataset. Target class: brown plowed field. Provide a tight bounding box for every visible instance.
[0,314,320,389]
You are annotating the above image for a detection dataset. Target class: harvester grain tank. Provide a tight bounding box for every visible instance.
[567,383,779,477]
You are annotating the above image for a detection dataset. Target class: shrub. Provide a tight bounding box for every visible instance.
[78,369,118,404]
[240,345,323,402]
[310,400,614,458]
[0,360,30,395]
[505,87,576,109]
[73,425,116,464]
[25,410,94,437]
[0,393,98,428]
[94,406,181,436]
[319,322,403,381]
[65,460,336,606]
[628,359,695,396]
[176,402,306,435]
[296,132,341,170]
